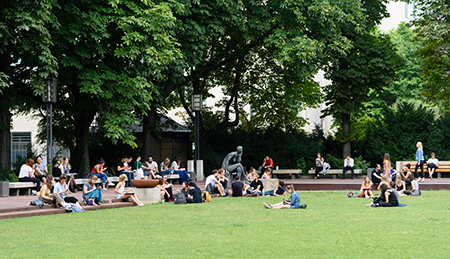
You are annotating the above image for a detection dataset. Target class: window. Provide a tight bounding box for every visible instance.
[11,132,31,166]
[405,1,416,20]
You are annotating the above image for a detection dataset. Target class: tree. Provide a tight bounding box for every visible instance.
[142,0,372,160]
[323,31,404,157]
[17,0,181,174]
[413,0,450,113]
[0,0,59,170]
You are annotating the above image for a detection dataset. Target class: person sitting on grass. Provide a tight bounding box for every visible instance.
[246,172,264,196]
[156,178,169,202]
[395,175,406,196]
[263,185,306,209]
[205,169,226,196]
[218,168,230,192]
[231,175,245,197]
[39,175,71,210]
[403,175,421,196]
[261,168,272,179]
[273,181,286,196]
[358,176,374,198]
[114,174,144,206]
[162,175,175,202]
[177,182,189,198]
[83,175,102,206]
[53,174,81,207]
[366,181,398,207]
[187,182,203,203]
[91,158,114,191]
[377,175,390,190]
[401,164,412,185]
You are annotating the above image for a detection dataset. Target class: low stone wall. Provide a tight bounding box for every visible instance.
[134,188,161,205]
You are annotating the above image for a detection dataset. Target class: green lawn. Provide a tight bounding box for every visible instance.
[1,190,449,258]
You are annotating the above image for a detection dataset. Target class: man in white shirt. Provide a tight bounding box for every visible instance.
[143,156,158,179]
[426,152,439,179]
[342,155,354,180]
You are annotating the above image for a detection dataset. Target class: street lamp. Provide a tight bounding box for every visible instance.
[191,92,203,179]
[42,78,57,164]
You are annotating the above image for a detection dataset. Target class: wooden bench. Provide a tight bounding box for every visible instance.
[398,161,450,178]
[272,169,302,179]
[308,169,363,179]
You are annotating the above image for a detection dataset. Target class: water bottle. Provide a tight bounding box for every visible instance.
[276,166,279,170]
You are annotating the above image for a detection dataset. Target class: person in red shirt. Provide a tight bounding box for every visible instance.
[261,156,274,175]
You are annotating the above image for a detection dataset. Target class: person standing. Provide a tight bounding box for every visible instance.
[261,155,274,175]
[315,153,324,180]
[342,155,354,180]
[383,153,391,177]
[414,142,425,182]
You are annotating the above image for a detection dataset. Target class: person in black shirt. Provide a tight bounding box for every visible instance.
[371,164,382,186]
[231,175,245,197]
[186,182,202,203]
[246,173,264,196]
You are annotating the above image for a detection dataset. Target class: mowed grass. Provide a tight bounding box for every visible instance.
[1,190,450,258]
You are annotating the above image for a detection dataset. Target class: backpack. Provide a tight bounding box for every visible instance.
[30,199,45,208]
[205,183,215,194]
[174,193,187,204]
[84,197,94,206]
[346,191,354,198]
[202,191,211,202]
[52,165,62,178]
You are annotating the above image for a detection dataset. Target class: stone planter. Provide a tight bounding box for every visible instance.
[131,179,159,188]
[0,182,9,197]
[133,188,161,205]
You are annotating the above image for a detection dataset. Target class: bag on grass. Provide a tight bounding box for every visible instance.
[202,191,211,202]
[346,191,354,198]
[30,199,45,208]
[70,203,84,212]
[174,193,187,204]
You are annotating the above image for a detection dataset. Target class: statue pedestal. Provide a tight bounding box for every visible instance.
[261,179,279,192]
[133,188,161,205]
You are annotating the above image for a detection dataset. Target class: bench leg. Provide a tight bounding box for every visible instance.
[333,175,337,179]
[273,175,278,179]
[438,172,442,178]
[291,174,295,179]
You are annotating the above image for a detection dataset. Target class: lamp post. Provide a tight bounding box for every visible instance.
[191,92,203,177]
[42,78,57,164]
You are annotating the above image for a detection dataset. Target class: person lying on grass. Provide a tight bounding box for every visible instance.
[263,185,306,209]
[114,174,144,206]
[39,175,72,210]
[365,182,399,207]
[358,176,374,198]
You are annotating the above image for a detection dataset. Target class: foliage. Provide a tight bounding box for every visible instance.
[0,191,449,258]
[413,0,450,113]
[0,163,17,182]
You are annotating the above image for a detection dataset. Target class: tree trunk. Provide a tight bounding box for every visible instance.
[0,50,11,171]
[142,106,157,161]
[0,96,11,171]
[342,112,351,158]
[72,111,94,176]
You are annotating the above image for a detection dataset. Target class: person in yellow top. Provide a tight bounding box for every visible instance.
[39,175,71,210]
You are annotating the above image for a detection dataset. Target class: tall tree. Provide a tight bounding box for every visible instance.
[143,0,369,159]
[0,0,59,170]
[17,0,181,174]
[323,31,404,157]
[413,0,450,113]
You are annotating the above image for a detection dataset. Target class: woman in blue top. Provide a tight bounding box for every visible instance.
[263,185,306,209]
[414,142,425,182]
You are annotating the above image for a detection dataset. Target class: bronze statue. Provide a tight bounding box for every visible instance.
[221,146,247,186]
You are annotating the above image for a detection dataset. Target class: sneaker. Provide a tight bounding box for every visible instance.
[365,195,369,199]
[299,203,307,209]
[31,190,37,196]
[108,183,115,187]
[137,204,144,206]
[263,203,272,209]
[102,188,107,191]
